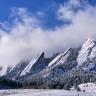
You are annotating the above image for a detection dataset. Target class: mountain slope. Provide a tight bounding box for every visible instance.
[77,38,96,65]
[1,38,96,90]
[26,48,79,82]
[20,53,44,76]
[0,66,11,77]
[5,61,29,79]
[17,52,53,80]
[77,38,96,72]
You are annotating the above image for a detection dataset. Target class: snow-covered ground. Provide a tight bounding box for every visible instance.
[79,83,96,92]
[0,89,95,96]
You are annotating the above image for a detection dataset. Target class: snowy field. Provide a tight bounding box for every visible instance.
[0,89,95,96]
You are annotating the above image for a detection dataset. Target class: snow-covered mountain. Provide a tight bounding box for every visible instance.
[0,52,53,79]
[19,52,53,78]
[0,38,96,83]
[48,48,71,67]
[77,38,96,65]
[42,48,78,78]
[20,52,45,76]
[0,38,96,90]
[6,61,29,79]
[25,48,79,81]
[77,38,96,72]
[25,38,96,81]
[0,66,11,76]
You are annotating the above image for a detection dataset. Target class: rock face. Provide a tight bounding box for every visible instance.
[77,38,96,72]
[36,48,79,79]
[1,52,53,79]
[19,52,53,79]
[77,38,96,65]
[0,38,96,82]
[6,61,29,79]
[20,52,46,76]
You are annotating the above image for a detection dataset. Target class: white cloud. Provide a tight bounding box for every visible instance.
[36,11,45,17]
[69,0,81,7]
[57,0,81,21]
[0,3,96,66]
[57,5,74,21]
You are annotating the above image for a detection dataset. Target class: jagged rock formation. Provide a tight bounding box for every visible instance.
[0,38,96,89]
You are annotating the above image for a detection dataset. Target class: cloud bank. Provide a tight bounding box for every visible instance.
[0,1,96,66]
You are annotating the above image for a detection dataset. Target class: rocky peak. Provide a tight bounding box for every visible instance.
[48,48,71,67]
[77,38,96,65]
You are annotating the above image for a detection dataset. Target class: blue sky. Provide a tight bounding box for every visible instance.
[0,0,96,30]
[0,0,96,65]
[0,0,67,29]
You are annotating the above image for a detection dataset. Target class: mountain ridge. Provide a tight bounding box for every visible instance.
[0,38,96,90]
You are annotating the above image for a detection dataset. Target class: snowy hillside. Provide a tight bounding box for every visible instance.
[77,38,96,72]
[77,38,96,65]
[20,53,44,76]
[1,38,96,79]
[40,48,77,78]
[79,83,96,92]
[48,48,71,67]
[0,38,96,91]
